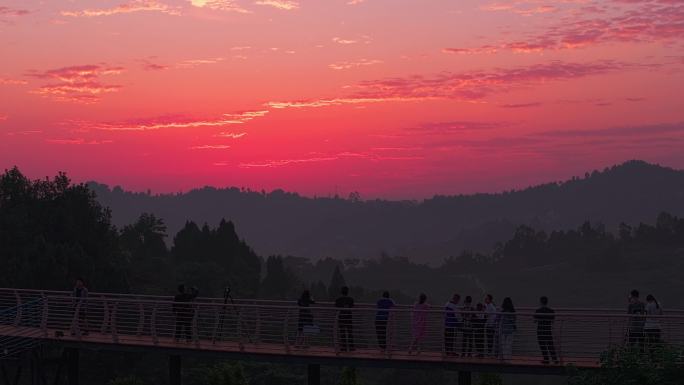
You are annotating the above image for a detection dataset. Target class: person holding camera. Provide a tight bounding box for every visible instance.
[173,284,199,342]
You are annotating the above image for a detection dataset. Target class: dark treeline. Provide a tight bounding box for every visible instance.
[3,166,684,307]
[90,160,684,264]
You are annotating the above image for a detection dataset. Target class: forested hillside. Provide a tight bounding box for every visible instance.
[90,160,684,263]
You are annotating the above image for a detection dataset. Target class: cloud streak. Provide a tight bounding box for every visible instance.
[61,1,181,17]
[254,0,299,10]
[26,64,124,103]
[92,111,268,131]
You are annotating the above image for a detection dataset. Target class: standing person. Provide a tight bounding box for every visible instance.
[295,290,316,348]
[472,303,486,357]
[499,297,517,360]
[173,284,198,342]
[71,278,89,335]
[444,294,461,356]
[461,296,475,357]
[534,296,558,365]
[484,294,498,357]
[627,289,646,349]
[335,286,355,352]
[375,291,395,351]
[644,294,663,353]
[409,293,429,355]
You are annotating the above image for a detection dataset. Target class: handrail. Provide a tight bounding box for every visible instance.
[2,288,683,314]
[0,291,682,368]
[33,295,684,320]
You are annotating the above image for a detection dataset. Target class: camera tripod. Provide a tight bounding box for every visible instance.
[214,286,253,344]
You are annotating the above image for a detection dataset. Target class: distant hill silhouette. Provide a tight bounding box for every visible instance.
[89,160,684,263]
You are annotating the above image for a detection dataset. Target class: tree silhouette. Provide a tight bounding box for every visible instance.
[328,265,346,300]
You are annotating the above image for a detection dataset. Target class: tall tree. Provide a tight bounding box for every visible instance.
[328,265,347,300]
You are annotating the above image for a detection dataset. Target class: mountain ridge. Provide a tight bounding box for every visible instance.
[89,160,684,263]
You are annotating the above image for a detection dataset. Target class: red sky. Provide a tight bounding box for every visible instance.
[1,0,683,198]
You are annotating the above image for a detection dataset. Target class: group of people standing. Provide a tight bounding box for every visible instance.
[295,288,561,364]
[627,289,664,353]
[409,293,558,363]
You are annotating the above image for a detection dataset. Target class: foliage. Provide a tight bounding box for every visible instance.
[107,375,146,385]
[568,346,684,385]
[477,373,503,385]
[188,362,249,385]
[328,265,347,300]
[339,367,360,385]
[0,167,128,291]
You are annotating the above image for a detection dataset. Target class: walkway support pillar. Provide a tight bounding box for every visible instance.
[66,348,79,385]
[169,355,181,385]
[458,371,471,385]
[307,364,320,385]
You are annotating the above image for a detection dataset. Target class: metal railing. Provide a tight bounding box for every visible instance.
[3,288,683,315]
[0,298,45,359]
[1,292,682,368]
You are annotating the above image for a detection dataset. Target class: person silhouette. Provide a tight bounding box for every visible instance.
[335,286,355,352]
[461,296,475,357]
[409,293,429,355]
[534,296,558,365]
[71,278,89,335]
[499,297,517,360]
[173,284,198,342]
[627,289,646,349]
[375,291,395,351]
[444,293,461,356]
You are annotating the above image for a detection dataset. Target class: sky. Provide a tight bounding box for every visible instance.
[1,0,683,199]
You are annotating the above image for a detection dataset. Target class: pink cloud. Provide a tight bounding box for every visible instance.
[0,6,30,17]
[254,0,299,10]
[0,77,27,85]
[47,138,114,145]
[26,64,124,103]
[61,1,180,17]
[190,145,232,150]
[214,132,247,138]
[460,0,684,53]
[352,61,630,101]
[91,111,268,131]
[328,59,383,70]
[189,0,251,13]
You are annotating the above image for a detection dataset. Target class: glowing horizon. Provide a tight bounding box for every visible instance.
[1,0,683,198]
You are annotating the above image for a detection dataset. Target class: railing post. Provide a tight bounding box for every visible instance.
[40,296,49,337]
[71,302,82,339]
[237,306,245,351]
[14,290,22,326]
[255,306,261,346]
[557,319,564,365]
[136,303,145,336]
[386,312,393,358]
[212,305,221,344]
[283,309,291,354]
[333,310,340,355]
[111,302,118,343]
[101,298,110,334]
[151,304,158,345]
[192,306,200,348]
